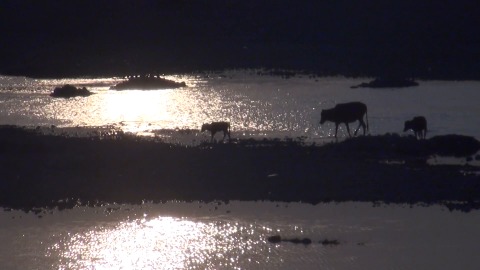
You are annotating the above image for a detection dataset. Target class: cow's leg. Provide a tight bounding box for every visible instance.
[354,119,366,136]
[353,119,365,136]
[354,123,360,136]
[345,123,352,137]
[211,131,216,142]
[335,123,339,138]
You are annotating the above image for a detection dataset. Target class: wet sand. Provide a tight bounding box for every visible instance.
[1,126,479,212]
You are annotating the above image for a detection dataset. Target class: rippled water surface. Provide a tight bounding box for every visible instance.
[2,202,480,270]
[1,72,480,269]
[1,71,479,143]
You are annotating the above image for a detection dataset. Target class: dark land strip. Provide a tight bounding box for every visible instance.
[1,126,479,213]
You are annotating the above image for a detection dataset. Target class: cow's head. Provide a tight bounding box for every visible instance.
[319,110,327,125]
[201,123,210,132]
[403,120,412,132]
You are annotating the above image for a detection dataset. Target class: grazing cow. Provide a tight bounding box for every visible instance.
[320,102,369,138]
[201,121,231,142]
[404,116,427,139]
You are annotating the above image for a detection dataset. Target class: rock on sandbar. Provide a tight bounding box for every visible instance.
[110,76,187,90]
[50,84,93,98]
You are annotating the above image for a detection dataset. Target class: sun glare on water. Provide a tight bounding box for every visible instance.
[47,215,268,269]
[99,90,176,133]
[37,75,225,135]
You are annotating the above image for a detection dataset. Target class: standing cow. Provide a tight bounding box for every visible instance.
[320,102,369,138]
[201,121,231,142]
[403,116,427,139]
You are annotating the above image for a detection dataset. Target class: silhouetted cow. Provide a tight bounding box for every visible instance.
[404,116,427,139]
[201,121,231,142]
[320,102,369,138]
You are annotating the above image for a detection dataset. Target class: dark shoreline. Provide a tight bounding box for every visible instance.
[4,69,480,82]
[1,126,479,213]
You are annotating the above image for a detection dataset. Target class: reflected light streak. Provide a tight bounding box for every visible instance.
[48,216,268,270]
[2,74,325,140]
[100,90,174,133]
[92,79,225,134]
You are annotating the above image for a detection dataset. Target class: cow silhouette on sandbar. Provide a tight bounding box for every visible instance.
[201,121,231,142]
[404,116,427,139]
[320,102,369,138]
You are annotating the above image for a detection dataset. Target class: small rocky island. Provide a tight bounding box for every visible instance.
[351,78,419,89]
[50,84,93,98]
[110,75,187,90]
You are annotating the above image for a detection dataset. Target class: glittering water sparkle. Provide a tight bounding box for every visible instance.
[4,202,480,269]
[47,215,272,270]
[2,71,480,143]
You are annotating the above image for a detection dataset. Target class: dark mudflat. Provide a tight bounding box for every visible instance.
[1,126,479,213]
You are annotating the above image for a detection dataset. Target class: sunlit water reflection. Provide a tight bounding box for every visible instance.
[3,202,480,269]
[1,72,480,269]
[2,71,479,144]
[49,216,267,270]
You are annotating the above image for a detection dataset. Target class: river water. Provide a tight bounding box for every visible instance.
[2,202,480,270]
[1,70,480,269]
[1,71,479,142]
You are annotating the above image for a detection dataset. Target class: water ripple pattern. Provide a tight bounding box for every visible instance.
[1,71,480,142]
